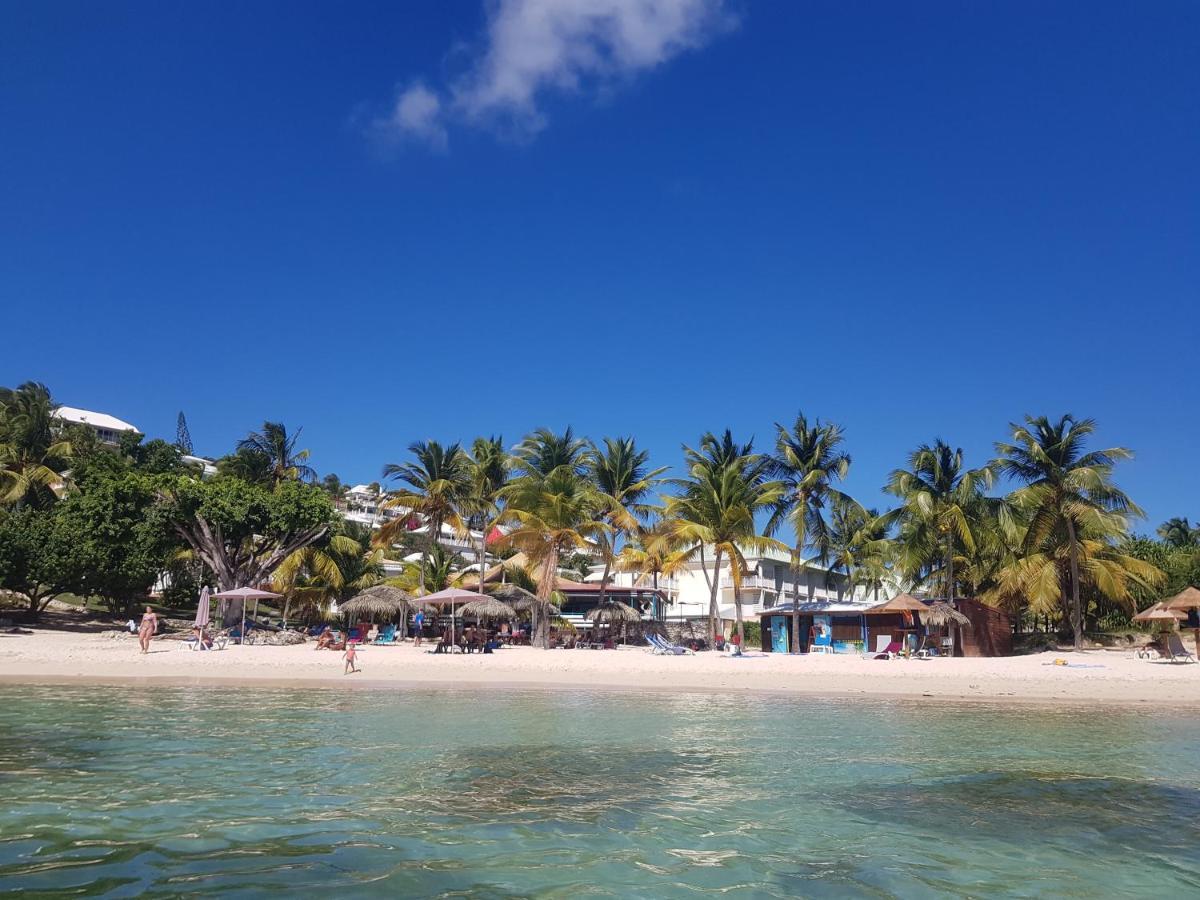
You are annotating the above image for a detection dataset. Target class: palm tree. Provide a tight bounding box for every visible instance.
[1158,517,1200,548]
[666,433,785,645]
[272,525,385,625]
[232,421,316,485]
[499,458,611,648]
[390,544,465,595]
[465,435,509,584]
[511,427,589,478]
[994,414,1148,648]
[376,440,473,594]
[617,521,688,616]
[885,440,996,602]
[0,382,72,508]
[766,413,852,654]
[588,437,666,605]
[824,499,893,604]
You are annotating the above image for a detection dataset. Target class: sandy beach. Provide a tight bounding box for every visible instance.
[2,627,1199,705]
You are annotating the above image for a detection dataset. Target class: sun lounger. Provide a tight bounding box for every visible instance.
[1164,633,1196,663]
[646,633,693,655]
[373,625,397,645]
[873,640,902,660]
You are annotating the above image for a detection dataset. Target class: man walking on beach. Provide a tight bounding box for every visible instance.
[413,608,425,646]
[343,641,360,675]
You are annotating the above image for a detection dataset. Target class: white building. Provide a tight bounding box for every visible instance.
[601,546,891,626]
[54,406,140,445]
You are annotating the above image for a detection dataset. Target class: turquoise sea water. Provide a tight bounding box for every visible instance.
[0,685,1198,897]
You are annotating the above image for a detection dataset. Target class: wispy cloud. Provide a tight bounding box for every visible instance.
[374,0,736,149]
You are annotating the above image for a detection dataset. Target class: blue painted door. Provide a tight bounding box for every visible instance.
[770,617,789,653]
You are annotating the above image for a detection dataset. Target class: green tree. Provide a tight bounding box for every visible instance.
[56,467,178,615]
[588,436,665,605]
[994,415,1156,647]
[0,507,73,618]
[465,436,510,584]
[666,432,785,644]
[824,499,893,604]
[156,475,335,591]
[273,522,385,625]
[0,382,72,508]
[767,413,853,654]
[376,440,473,593]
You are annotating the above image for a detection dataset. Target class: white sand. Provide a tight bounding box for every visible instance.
[3,628,1199,705]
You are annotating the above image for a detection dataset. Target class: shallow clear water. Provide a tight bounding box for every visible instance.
[0,686,1197,897]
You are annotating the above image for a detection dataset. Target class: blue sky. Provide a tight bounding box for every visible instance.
[2,1,1197,529]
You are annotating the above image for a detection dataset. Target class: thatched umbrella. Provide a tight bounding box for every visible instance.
[865,593,929,614]
[340,591,409,621]
[587,600,643,644]
[491,584,560,617]
[920,600,971,656]
[458,596,516,621]
[1162,587,1200,657]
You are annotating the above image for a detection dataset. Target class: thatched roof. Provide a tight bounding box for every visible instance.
[586,600,643,624]
[864,593,929,614]
[340,592,408,619]
[921,601,972,628]
[1162,587,1200,611]
[458,597,516,620]
[1133,602,1186,622]
[488,583,538,606]
[361,585,414,606]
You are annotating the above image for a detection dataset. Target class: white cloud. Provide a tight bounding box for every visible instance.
[376,0,734,149]
[376,82,448,150]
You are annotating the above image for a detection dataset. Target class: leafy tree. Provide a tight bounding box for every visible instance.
[377,440,473,593]
[588,436,665,605]
[824,500,893,604]
[766,413,853,654]
[156,474,335,591]
[0,507,73,618]
[666,432,785,644]
[0,382,72,508]
[388,544,464,596]
[273,521,384,625]
[55,468,178,615]
[511,427,589,478]
[993,414,1154,647]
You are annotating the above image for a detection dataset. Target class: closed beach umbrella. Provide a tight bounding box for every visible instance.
[194,586,211,631]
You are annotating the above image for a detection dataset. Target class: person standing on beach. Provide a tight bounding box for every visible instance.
[413,608,425,646]
[343,641,360,675]
[137,606,158,654]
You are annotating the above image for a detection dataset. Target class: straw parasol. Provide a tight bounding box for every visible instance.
[586,600,643,624]
[865,593,930,614]
[1158,588,1200,656]
[490,584,560,617]
[340,588,412,620]
[459,596,516,620]
[921,601,971,629]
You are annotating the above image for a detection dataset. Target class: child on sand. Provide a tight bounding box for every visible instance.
[343,641,360,675]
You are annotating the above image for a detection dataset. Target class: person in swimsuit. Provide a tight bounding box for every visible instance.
[343,640,360,675]
[138,606,158,653]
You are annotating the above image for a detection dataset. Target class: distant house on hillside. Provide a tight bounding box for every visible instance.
[54,406,140,445]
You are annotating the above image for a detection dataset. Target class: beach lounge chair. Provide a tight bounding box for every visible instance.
[646,633,692,655]
[373,624,397,645]
[1164,633,1196,663]
[873,640,902,660]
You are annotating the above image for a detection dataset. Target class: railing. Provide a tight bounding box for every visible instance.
[719,576,777,591]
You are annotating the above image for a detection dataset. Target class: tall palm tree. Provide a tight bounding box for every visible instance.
[824,499,893,603]
[994,414,1147,648]
[766,413,852,654]
[390,545,465,595]
[465,435,509,585]
[0,382,72,508]
[376,440,473,594]
[1158,517,1200,548]
[511,427,589,478]
[499,460,611,648]
[617,521,688,615]
[666,433,785,644]
[588,437,666,604]
[233,421,316,485]
[885,440,996,602]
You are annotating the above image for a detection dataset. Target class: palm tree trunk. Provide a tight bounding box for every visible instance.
[535,545,558,649]
[945,533,954,602]
[734,585,745,648]
[597,549,613,606]
[1065,517,1084,649]
[708,547,724,646]
[792,544,803,655]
